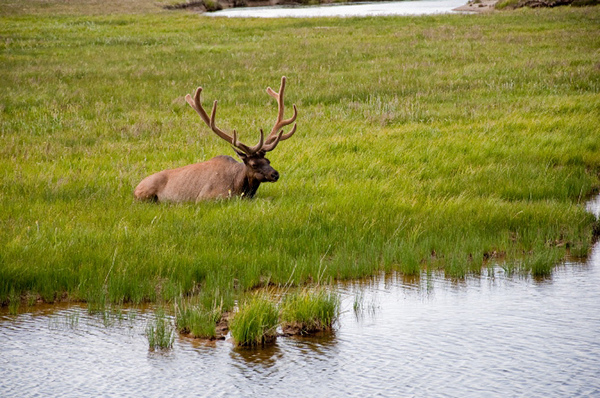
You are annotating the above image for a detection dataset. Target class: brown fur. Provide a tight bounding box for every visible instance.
[134,154,279,202]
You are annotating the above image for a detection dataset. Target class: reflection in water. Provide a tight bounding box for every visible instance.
[231,342,284,368]
[587,193,600,216]
[1,197,600,396]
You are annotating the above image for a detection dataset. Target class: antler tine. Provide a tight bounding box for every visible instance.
[208,100,233,144]
[266,76,298,145]
[186,87,234,145]
[261,130,284,153]
[186,85,266,155]
[232,129,265,155]
[184,87,209,126]
[262,122,297,153]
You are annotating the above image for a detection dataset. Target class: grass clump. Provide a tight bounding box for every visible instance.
[175,299,225,339]
[280,289,339,335]
[521,249,564,278]
[176,304,220,339]
[229,294,279,347]
[146,308,175,350]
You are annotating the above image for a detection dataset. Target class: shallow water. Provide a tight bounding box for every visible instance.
[2,197,599,397]
[209,0,468,18]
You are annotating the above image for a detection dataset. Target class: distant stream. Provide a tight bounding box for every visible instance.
[208,0,469,18]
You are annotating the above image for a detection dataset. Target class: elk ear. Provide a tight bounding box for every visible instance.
[233,147,247,160]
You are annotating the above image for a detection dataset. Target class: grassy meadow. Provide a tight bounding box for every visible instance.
[1,0,599,315]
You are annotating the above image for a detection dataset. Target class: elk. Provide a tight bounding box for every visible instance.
[134,76,297,202]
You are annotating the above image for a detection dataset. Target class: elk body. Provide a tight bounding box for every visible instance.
[134,76,297,202]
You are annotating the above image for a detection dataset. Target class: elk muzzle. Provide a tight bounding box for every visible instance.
[269,170,280,182]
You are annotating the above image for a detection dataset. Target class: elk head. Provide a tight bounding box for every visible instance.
[185,76,297,186]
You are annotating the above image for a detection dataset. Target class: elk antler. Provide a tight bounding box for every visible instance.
[185,77,297,155]
[263,76,297,152]
[185,87,264,156]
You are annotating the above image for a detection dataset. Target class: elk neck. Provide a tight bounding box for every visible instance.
[240,165,261,198]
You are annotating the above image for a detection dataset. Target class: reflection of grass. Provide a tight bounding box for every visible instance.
[1,0,599,315]
[146,308,175,350]
[353,292,363,317]
[49,310,81,330]
[230,294,279,347]
[280,289,339,334]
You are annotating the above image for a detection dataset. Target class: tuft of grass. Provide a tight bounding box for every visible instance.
[146,308,175,350]
[175,299,223,339]
[280,289,339,335]
[8,289,20,315]
[229,294,279,347]
[520,248,564,278]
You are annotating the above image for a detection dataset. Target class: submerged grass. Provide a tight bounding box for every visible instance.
[0,0,599,312]
[146,308,175,350]
[280,289,339,334]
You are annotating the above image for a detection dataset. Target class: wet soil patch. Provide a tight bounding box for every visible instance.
[280,322,332,337]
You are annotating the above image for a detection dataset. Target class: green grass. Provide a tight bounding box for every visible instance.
[146,307,175,350]
[0,0,599,319]
[229,294,279,346]
[176,305,220,338]
[280,289,339,334]
[174,292,230,338]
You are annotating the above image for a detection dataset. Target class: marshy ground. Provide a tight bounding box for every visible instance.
[0,0,599,338]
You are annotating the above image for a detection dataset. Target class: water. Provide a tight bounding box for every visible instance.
[2,197,599,397]
[208,0,469,18]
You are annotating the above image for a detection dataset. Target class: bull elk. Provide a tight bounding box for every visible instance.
[134,76,297,202]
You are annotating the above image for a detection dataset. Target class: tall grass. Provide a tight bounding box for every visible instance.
[0,0,599,313]
[176,305,220,339]
[174,293,229,338]
[229,294,279,346]
[280,289,339,334]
